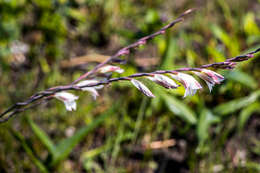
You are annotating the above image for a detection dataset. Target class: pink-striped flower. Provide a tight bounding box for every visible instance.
[54,92,79,111]
[169,72,202,97]
[98,65,124,74]
[76,80,104,100]
[193,69,224,92]
[131,79,155,98]
[147,74,179,89]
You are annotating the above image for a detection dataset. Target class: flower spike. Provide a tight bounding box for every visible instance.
[131,79,155,98]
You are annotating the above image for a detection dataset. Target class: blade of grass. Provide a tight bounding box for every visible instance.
[158,90,197,124]
[197,109,220,144]
[27,117,56,156]
[213,90,260,116]
[238,102,260,130]
[50,102,119,167]
[10,128,49,173]
[133,97,148,142]
[224,70,257,89]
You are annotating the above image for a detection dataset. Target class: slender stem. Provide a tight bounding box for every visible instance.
[0,8,259,123]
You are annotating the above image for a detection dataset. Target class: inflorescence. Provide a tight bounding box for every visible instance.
[0,9,259,123]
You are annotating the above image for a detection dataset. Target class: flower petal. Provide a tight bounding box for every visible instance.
[193,70,224,92]
[201,69,224,84]
[170,72,202,97]
[76,80,104,89]
[54,92,79,111]
[76,80,104,99]
[82,87,99,100]
[99,65,124,74]
[147,74,179,89]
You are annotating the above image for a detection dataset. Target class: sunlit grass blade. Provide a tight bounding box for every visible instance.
[27,117,56,156]
[238,102,260,130]
[10,128,49,173]
[158,90,197,124]
[224,70,257,89]
[197,109,220,146]
[213,90,260,116]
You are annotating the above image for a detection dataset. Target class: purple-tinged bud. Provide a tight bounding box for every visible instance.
[160,30,166,34]
[118,49,130,56]
[147,74,179,89]
[138,40,147,45]
[131,79,155,98]
[247,54,254,58]
[193,71,214,92]
[98,65,124,74]
[193,69,224,92]
[230,62,237,69]
[169,72,202,97]
[201,69,224,84]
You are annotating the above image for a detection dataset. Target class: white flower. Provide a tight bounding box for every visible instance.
[193,69,224,92]
[131,79,155,98]
[147,74,179,89]
[98,65,124,74]
[76,80,104,100]
[54,92,79,111]
[169,72,202,97]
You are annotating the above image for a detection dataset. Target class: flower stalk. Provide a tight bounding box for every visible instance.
[0,8,259,123]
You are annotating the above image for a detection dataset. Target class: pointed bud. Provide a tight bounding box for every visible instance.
[201,69,224,84]
[76,80,104,100]
[192,71,214,92]
[54,92,79,111]
[147,74,179,89]
[169,72,202,97]
[98,65,124,74]
[118,49,130,56]
[131,79,155,98]
[138,39,147,45]
[193,69,224,92]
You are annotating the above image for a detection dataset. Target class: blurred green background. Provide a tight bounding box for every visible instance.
[0,0,260,172]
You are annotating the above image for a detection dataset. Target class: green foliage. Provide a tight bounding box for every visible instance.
[213,90,260,116]
[24,102,120,171]
[197,109,220,147]
[159,91,197,124]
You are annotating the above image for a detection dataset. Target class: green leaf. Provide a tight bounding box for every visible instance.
[213,90,260,116]
[197,109,220,144]
[224,70,258,89]
[50,104,117,167]
[27,117,56,156]
[159,91,197,124]
[210,25,239,56]
[10,128,49,173]
[243,13,260,35]
[160,37,180,69]
[238,102,260,130]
